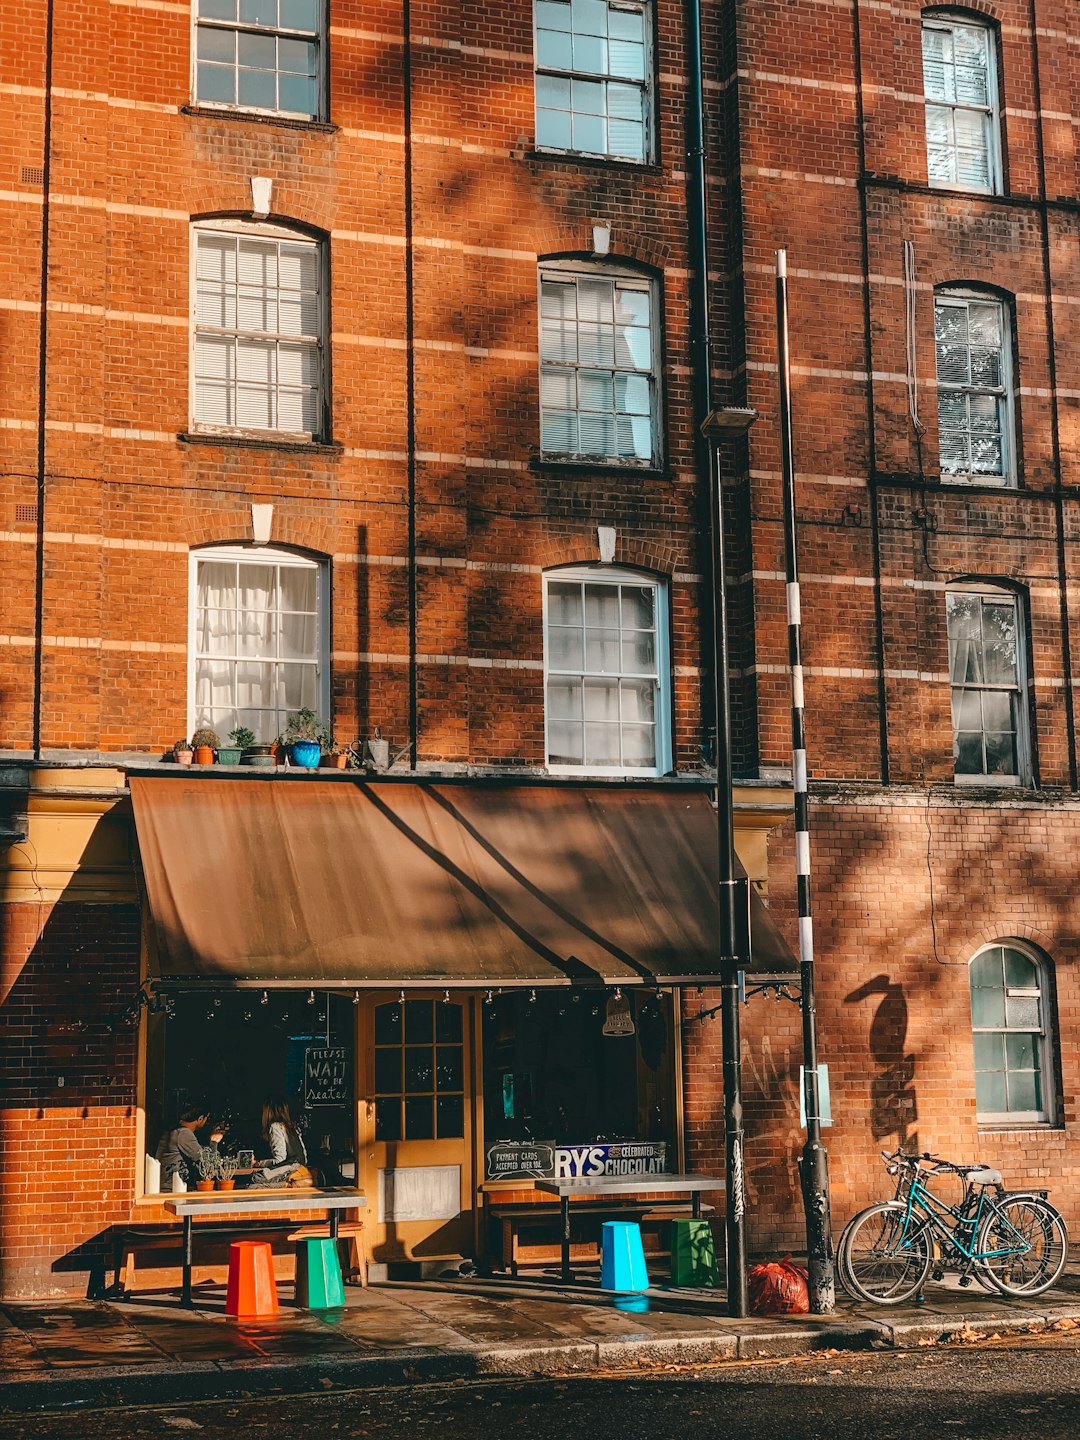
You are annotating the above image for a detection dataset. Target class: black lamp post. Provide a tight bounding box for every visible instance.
[701,404,757,1320]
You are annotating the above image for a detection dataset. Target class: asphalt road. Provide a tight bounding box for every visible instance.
[3,1340,1080,1440]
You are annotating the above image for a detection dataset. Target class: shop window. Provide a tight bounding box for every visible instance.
[922,13,1001,194]
[144,990,355,1187]
[969,944,1055,1124]
[192,223,326,439]
[480,990,675,1173]
[534,0,653,163]
[194,0,324,121]
[539,262,660,465]
[934,289,1014,485]
[372,999,466,1142]
[946,586,1029,785]
[544,566,671,775]
[190,544,328,744]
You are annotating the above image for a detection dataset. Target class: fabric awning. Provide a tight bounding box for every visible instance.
[130,777,797,988]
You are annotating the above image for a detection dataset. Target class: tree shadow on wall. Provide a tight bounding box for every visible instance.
[845,975,918,1155]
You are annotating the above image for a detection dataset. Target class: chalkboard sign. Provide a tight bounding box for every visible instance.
[304,1046,350,1106]
[485,1141,556,1181]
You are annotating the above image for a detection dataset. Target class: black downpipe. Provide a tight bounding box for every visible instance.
[33,0,56,760]
[403,0,418,769]
[686,0,749,1321]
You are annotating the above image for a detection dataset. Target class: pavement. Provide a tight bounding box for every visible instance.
[3,1261,1080,1415]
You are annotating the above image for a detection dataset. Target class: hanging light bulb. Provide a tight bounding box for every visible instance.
[443,989,451,1004]
[213,996,221,1008]
[260,990,269,1005]
[352,990,360,1005]
[528,989,536,1005]
[399,989,406,1005]
[307,990,316,1005]
[484,990,494,1005]
[572,992,581,1004]
[613,986,622,1001]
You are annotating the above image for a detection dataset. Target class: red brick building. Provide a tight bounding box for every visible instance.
[1,0,1078,1298]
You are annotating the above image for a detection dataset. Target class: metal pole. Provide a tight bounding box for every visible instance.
[775,249,835,1314]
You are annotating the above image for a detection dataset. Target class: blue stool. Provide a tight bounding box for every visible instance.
[600,1221,649,1293]
[295,1236,345,1309]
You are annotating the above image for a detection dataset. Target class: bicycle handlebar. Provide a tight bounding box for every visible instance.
[880,1149,988,1177]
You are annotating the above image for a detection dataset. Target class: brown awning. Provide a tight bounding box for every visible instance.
[130,777,797,988]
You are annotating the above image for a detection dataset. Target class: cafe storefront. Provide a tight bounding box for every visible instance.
[131,774,795,1272]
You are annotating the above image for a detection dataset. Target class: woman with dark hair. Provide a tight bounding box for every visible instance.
[253,1099,314,1187]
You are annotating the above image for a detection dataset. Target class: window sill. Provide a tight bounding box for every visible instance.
[953,775,1029,791]
[531,454,665,480]
[976,1122,1062,1133]
[181,105,337,135]
[179,431,342,456]
[524,147,662,176]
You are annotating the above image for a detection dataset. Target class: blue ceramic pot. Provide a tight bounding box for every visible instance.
[288,740,322,769]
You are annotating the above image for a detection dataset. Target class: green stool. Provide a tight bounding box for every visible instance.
[670,1218,720,1287]
[295,1236,345,1309]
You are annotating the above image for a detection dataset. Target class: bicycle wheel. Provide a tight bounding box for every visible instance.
[978,1197,1068,1297]
[841,1203,932,1305]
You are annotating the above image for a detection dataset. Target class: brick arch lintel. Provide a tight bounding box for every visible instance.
[946,922,1061,968]
[533,221,670,275]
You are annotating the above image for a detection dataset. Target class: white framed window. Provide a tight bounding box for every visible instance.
[194,0,324,121]
[934,290,1013,485]
[190,545,328,743]
[946,586,1029,786]
[544,567,671,775]
[969,943,1055,1124]
[534,0,653,163]
[539,263,659,464]
[922,13,1001,193]
[192,223,325,438]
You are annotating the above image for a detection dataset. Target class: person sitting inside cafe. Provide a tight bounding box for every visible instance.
[252,1098,314,1188]
[155,1101,211,1190]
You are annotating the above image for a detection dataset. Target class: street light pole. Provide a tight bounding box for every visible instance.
[701,404,757,1320]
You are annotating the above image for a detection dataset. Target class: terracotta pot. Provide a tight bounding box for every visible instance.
[193,745,215,765]
[270,741,285,766]
[215,1178,235,1191]
[320,753,348,769]
[195,1179,215,1192]
[174,750,193,765]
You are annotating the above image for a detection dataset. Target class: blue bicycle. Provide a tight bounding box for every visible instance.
[840,1150,1068,1305]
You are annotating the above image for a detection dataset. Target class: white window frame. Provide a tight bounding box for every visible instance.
[921,12,1001,195]
[934,289,1014,487]
[188,544,330,743]
[191,0,326,123]
[190,220,328,441]
[543,565,671,776]
[538,260,661,466]
[946,583,1030,787]
[969,942,1055,1126]
[533,0,654,164]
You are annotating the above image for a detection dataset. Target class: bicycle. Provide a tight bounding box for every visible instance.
[838,1150,1068,1305]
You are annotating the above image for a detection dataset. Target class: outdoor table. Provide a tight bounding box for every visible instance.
[534,1174,725,1283]
[164,1187,366,1307]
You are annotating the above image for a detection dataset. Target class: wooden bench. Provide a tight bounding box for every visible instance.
[110,1218,367,1295]
[487,1201,710,1276]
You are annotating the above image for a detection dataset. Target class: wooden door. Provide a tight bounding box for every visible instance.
[358,993,476,1261]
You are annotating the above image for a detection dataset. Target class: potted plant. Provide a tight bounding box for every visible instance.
[320,734,349,770]
[217,726,252,766]
[173,739,193,766]
[191,727,220,765]
[215,1154,240,1191]
[283,709,327,770]
[194,1146,219,1192]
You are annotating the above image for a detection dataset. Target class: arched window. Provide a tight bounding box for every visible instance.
[946,583,1030,785]
[969,943,1055,1123]
[922,12,1001,194]
[538,260,661,466]
[934,287,1014,485]
[189,544,328,743]
[192,220,326,439]
[543,565,670,774]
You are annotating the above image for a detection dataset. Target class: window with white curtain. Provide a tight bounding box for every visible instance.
[539,263,659,464]
[946,586,1028,785]
[194,0,324,120]
[922,14,1000,193]
[934,290,1013,484]
[534,0,653,163]
[192,224,325,438]
[544,567,670,774]
[191,546,327,742]
[969,943,1055,1123]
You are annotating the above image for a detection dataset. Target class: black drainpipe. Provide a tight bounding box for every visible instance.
[403,0,418,769]
[32,0,56,760]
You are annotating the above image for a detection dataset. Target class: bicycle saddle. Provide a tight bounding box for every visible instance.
[963,1166,1002,1186]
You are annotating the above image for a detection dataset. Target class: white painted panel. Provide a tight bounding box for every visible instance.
[378,1165,461,1223]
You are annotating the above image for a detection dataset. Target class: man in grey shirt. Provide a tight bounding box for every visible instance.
[155,1102,210,1190]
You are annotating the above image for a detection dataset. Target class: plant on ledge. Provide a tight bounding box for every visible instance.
[190,727,220,766]
[173,739,193,765]
[229,725,257,751]
[195,1146,220,1191]
[284,709,328,770]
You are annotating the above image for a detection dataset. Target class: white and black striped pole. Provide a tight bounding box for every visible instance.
[775,249,835,1313]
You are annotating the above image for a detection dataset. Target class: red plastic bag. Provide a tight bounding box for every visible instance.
[747,1254,810,1315]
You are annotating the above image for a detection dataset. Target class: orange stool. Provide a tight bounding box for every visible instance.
[225,1240,279,1320]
